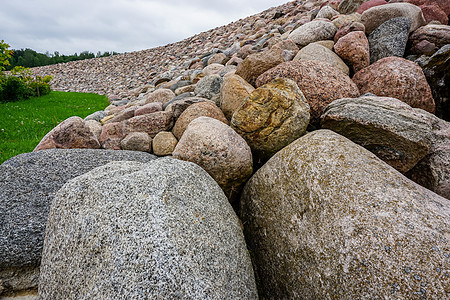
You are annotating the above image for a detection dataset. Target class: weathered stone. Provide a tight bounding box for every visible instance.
[332,12,362,28]
[337,0,365,14]
[152,131,178,156]
[173,117,252,201]
[420,3,448,25]
[202,63,225,76]
[208,53,229,65]
[368,17,411,63]
[172,101,228,139]
[240,129,449,299]
[99,121,128,150]
[144,88,175,105]
[34,117,100,152]
[125,111,174,138]
[334,31,370,73]
[288,20,338,47]
[134,102,163,116]
[334,21,366,43]
[84,110,107,122]
[194,74,223,105]
[321,96,432,172]
[256,60,359,126]
[38,158,257,299]
[164,97,213,119]
[120,132,152,152]
[294,43,349,75]
[357,0,388,14]
[231,78,310,159]
[361,3,426,34]
[0,149,156,295]
[408,24,450,55]
[352,57,435,113]
[220,74,255,120]
[84,120,102,140]
[104,106,138,124]
[316,5,340,19]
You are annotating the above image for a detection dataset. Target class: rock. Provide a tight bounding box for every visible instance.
[120,132,152,152]
[231,78,310,159]
[240,129,450,299]
[334,31,370,73]
[125,111,174,138]
[334,21,366,43]
[38,158,257,299]
[208,53,229,65]
[84,120,102,140]
[288,20,338,47]
[312,40,335,50]
[368,17,411,63]
[164,97,213,119]
[172,101,228,140]
[321,96,432,172]
[174,84,196,96]
[237,44,257,59]
[169,80,191,92]
[202,63,225,76]
[235,47,285,86]
[194,74,223,105]
[173,117,252,201]
[134,102,163,116]
[415,44,450,121]
[357,0,388,14]
[34,117,100,152]
[294,43,349,75]
[408,24,450,55]
[409,0,450,16]
[406,113,450,199]
[144,88,175,105]
[84,110,107,122]
[220,74,255,120]
[420,3,448,25]
[0,149,156,295]
[361,3,426,34]
[99,121,128,150]
[316,5,340,19]
[352,57,435,113]
[104,106,138,124]
[152,131,178,156]
[332,12,362,28]
[337,0,365,14]
[256,60,359,126]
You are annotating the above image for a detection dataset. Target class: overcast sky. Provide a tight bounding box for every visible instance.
[1,0,289,55]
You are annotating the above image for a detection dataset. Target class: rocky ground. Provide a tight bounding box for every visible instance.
[1,0,449,298]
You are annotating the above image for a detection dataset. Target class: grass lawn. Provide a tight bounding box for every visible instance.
[0,91,109,164]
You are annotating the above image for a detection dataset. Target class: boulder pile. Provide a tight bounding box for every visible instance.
[1,0,449,298]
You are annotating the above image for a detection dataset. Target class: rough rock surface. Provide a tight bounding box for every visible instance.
[256,60,359,126]
[173,117,253,201]
[334,31,370,73]
[353,57,435,113]
[99,121,128,150]
[134,102,163,116]
[220,74,255,120]
[288,20,337,47]
[164,97,213,119]
[357,0,388,14]
[125,111,174,138]
[120,132,152,152]
[334,21,366,43]
[38,158,257,299]
[33,117,100,151]
[144,88,175,105]
[152,131,178,156]
[321,96,432,172]
[294,42,349,75]
[231,78,310,159]
[0,149,156,295]
[338,0,365,14]
[240,129,450,299]
[408,24,450,55]
[194,74,223,105]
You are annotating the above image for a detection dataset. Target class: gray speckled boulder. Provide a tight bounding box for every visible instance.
[38,158,257,299]
[194,74,223,106]
[368,17,411,64]
[240,129,449,299]
[0,149,156,296]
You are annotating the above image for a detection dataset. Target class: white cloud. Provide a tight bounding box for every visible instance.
[1,0,288,54]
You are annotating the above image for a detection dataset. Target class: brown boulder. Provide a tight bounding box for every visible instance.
[99,122,128,150]
[420,4,448,25]
[334,31,370,73]
[152,131,178,156]
[408,24,450,55]
[134,102,163,116]
[334,22,366,43]
[126,111,174,138]
[144,89,175,105]
[120,132,152,152]
[220,74,255,120]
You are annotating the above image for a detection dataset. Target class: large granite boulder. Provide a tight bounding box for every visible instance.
[0,149,156,296]
[321,95,432,172]
[231,78,310,160]
[194,74,223,105]
[288,20,338,47]
[38,158,257,299]
[293,43,349,75]
[408,24,450,55]
[125,111,174,138]
[220,74,255,120]
[240,130,449,299]
[334,31,370,73]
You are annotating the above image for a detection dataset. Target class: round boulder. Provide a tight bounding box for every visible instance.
[120,132,152,152]
[288,20,338,47]
[294,42,349,75]
[334,31,370,73]
[152,131,178,156]
[220,74,255,120]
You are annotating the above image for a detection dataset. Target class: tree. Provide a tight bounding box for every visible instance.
[0,40,13,72]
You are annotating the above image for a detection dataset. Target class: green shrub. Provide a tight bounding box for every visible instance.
[0,76,32,102]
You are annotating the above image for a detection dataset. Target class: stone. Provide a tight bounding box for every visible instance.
[99,121,128,150]
[120,132,152,152]
[240,129,450,299]
[34,117,100,152]
[208,53,228,65]
[334,21,366,43]
[38,158,257,299]
[368,17,411,63]
[202,63,225,76]
[357,0,388,14]
[0,149,156,295]
[406,113,450,199]
[173,117,253,201]
[337,0,365,14]
[172,101,228,140]
[152,131,178,156]
[164,97,213,119]
[84,110,107,122]
[144,88,175,105]
[174,84,196,96]
[408,24,450,55]
[352,57,435,113]
[256,60,359,126]
[294,43,349,75]
[321,96,432,172]
[134,102,163,116]
[231,78,310,159]
[125,111,174,138]
[84,120,102,140]
[332,13,362,28]
[313,40,335,50]
[361,3,426,34]
[420,3,448,25]
[334,31,370,73]
[408,0,450,16]
[100,114,114,125]
[316,5,340,19]
[237,44,257,59]
[104,106,138,124]
[235,47,285,86]
[194,74,223,105]
[288,20,338,47]
[220,74,255,120]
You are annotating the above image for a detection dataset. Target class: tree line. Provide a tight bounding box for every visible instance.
[6,48,119,70]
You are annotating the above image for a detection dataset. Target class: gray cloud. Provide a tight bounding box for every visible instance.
[1,0,288,54]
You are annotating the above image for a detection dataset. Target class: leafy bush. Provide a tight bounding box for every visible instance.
[0,76,32,102]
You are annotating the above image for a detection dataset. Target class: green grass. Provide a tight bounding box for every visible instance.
[0,91,109,164]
